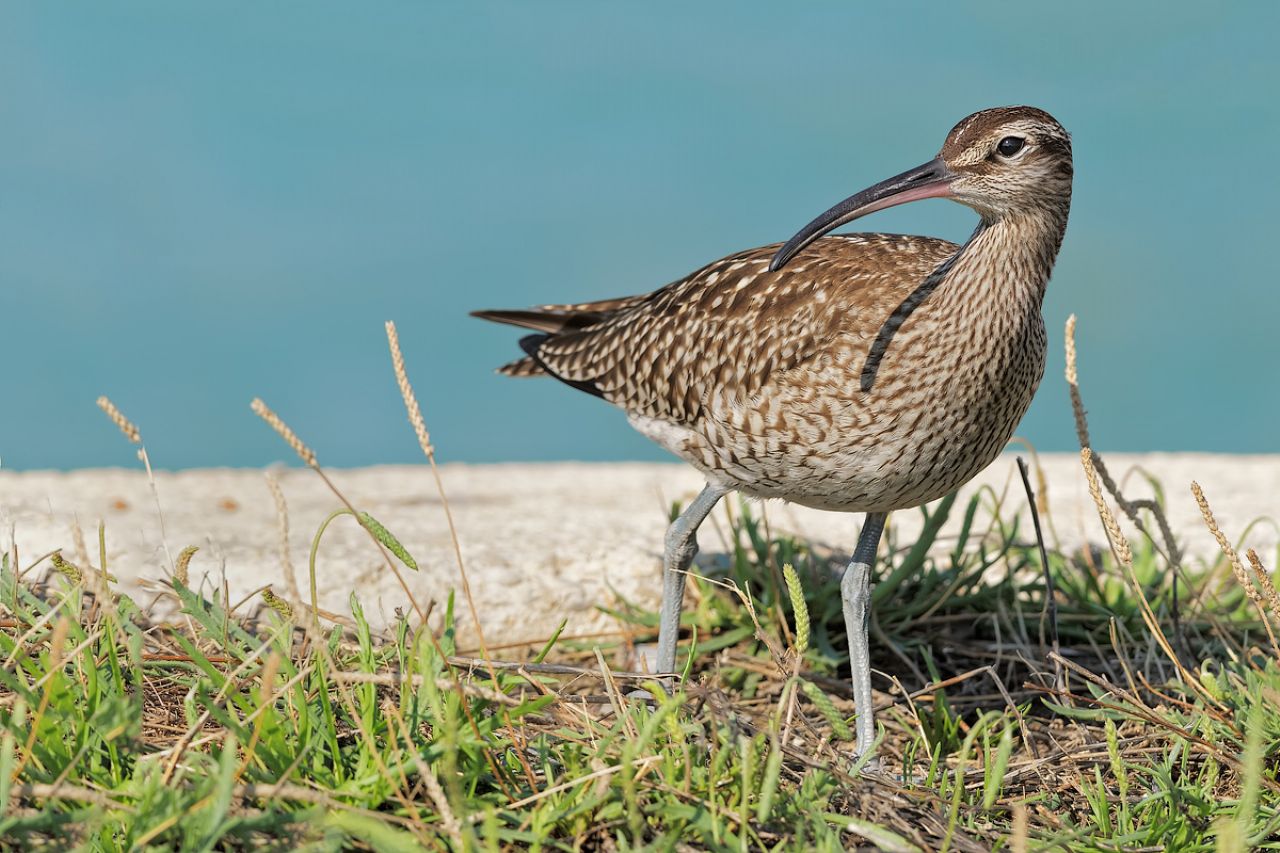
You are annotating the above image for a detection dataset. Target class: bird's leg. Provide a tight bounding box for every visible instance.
[656,483,727,682]
[842,511,887,758]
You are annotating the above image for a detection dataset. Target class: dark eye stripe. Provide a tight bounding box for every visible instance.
[997,136,1025,157]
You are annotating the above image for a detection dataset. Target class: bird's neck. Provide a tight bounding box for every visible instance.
[943,205,1070,309]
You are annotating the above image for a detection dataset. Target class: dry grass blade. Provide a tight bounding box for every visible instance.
[492,756,664,817]
[1016,456,1059,686]
[264,469,302,604]
[388,708,463,846]
[96,395,173,571]
[1010,802,1029,853]
[332,671,523,706]
[8,783,136,812]
[1046,652,1271,790]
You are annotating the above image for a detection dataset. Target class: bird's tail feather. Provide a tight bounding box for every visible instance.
[470,309,573,334]
[497,355,546,377]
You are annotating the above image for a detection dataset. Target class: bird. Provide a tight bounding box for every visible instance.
[472,106,1072,757]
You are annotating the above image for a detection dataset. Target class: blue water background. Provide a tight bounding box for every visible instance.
[3,2,1277,469]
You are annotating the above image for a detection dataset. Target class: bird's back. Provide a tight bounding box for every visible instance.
[479,233,958,423]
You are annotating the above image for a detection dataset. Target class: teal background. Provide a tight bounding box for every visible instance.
[3,2,1277,469]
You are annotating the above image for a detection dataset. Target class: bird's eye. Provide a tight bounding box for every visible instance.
[996,136,1026,157]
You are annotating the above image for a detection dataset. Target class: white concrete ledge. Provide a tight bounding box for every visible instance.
[2,454,1276,644]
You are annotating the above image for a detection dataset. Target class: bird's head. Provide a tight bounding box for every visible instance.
[769,106,1073,271]
[939,106,1073,219]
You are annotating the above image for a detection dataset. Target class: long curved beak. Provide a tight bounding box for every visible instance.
[768,157,955,272]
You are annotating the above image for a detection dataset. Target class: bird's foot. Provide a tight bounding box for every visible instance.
[851,754,884,777]
[851,756,926,785]
[625,677,676,702]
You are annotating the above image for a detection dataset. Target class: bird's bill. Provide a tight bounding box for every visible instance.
[768,158,955,271]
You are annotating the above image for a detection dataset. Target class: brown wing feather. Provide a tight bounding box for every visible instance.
[472,294,652,335]
[525,234,959,423]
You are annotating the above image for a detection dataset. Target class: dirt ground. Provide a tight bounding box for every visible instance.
[2,454,1275,643]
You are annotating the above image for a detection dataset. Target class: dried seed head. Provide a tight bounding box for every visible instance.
[1081,449,1132,567]
[1063,316,1092,450]
[1063,315,1078,386]
[385,321,435,458]
[1192,482,1259,602]
[96,396,141,444]
[174,545,198,587]
[250,398,317,467]
[1247,549,1280,623]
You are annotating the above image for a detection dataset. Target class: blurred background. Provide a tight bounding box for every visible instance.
[3,2,1277,469]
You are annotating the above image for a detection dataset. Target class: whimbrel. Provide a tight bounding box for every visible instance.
[473,106,1072,756]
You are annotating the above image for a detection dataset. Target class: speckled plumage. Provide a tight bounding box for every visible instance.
[475,106,1072,515]
[476,106,1074,753]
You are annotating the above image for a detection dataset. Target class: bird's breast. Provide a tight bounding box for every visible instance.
[682,291,1048,512]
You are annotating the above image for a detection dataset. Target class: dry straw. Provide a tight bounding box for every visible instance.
[264,470,302,605]
[94,395,174,572]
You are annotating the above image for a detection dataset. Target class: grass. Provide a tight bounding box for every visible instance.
[2,316,1279,850]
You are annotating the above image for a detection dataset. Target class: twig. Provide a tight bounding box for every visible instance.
[481,755,664,819]
[445,655,668,680]
[7,783,136,812]
[332,671,523,706]
[1017,456,1061,692]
